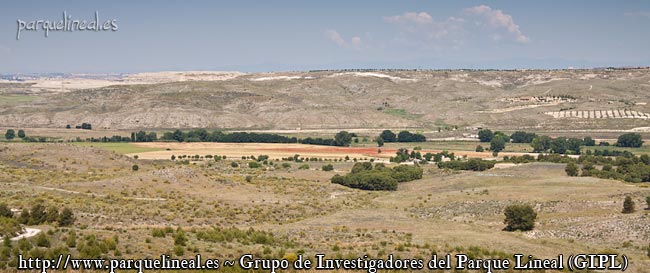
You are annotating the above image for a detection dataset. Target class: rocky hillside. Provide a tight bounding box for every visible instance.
[1,69,649,131]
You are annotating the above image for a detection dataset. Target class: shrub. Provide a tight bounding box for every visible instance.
[437,159,495,171]
[503,204,537,231]
[58,208,75,227]
[131,165,139,171]
[322,164,334,171]
[245,175,253,182]
[173,245,185,256]
[565,162,579,176]
[248,162,260,168]
[230,162,239,168]
[4,129,15,140]
[622,196,635,214]
[331,163,422,191]
[0,203,12,218]
[475,145,484,152]
[298,164,310,170]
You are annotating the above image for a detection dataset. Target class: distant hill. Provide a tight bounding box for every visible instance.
[1,69,649,131]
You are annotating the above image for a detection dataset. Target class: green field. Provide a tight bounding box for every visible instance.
[72,142,163,154]
[382,108,422,120]
[0,94,38,106]
[583,144,650,155]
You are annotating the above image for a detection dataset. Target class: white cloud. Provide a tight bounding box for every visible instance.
[384,12,433,24]
[384,11,466,51]
[325,30,364,51]
[464,5,529,43]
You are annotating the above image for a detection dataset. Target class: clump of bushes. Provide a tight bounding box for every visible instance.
[503,204,537,231]
[331,163,422,191]
[437,158,495,171]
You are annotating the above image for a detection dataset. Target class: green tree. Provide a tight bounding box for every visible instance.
[565,162,579,176]
[376,137,384,147]
[478,129,494,142]
[334,131,352,146]
[66,230,77,248]
[475,145,484,152]
[35,233,50,247]
[622,196,635,214]
[503,204,537,231]
[0,203,12,218]
[379,130,397,142]
[617,133,643,148]
[582,137,596,146]
[29,204,46,225]
[490,136,506,153]
[4,129,15,140]
[131,165,139,171]
[173,228,187,246]
[17,130,25,138]
[510,131,536,143]
[58,208,75,227]
[567,138,582,155]
[531,135,552,152]
[322,164,334,171]
[550,137,568,154]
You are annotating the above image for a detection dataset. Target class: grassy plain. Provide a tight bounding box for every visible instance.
[1,142,650,272]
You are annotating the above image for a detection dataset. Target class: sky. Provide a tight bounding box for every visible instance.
[1,1,649,73]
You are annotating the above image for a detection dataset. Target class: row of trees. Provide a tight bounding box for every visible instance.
[142,129,356,147]
[331,163,423,191]
[480,129,643,152]
[377,130,426,146]
[4,129,26,140]
[65,123,92,130]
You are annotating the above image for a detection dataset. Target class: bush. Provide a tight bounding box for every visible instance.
[331,163,422,191]
[298,164,310,170]
[248,162,260,168]
[437,159,495,171]
[322,164,334,171]
[565,162,579,176]
[503,204,537,231]
[131,165,139,171]
[475,145,484,152]
[622,196,635,214]
[4,129,15,140]
[58,208,75,227]
[230,162,239,168]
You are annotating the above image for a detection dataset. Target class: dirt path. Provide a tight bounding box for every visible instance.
[11,228,40,241]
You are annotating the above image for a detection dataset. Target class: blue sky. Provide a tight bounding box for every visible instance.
[1,1,649,73]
